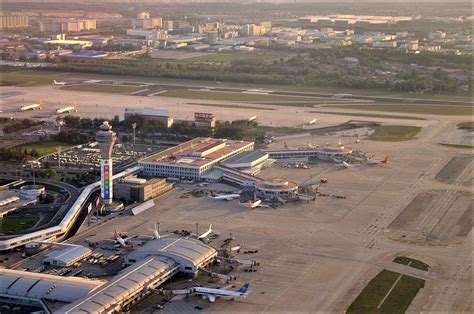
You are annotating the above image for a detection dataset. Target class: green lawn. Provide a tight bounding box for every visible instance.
[393,256,430,271]
[186,102,276,111]
[0,216,39,232]
[1,71,60,86]
[183,51,287,63]
[439,143,474,149]
[380,275,425,313]
[370,125,422,142]
[329,104,472,116]
[347,269,425,314]
[308,111,425,120]
[60,84,144,94]
[457,122,474,130]
[16,141,73,157]
[159,89,316,102]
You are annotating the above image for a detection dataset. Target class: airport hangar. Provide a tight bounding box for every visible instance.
[0,237,217,313]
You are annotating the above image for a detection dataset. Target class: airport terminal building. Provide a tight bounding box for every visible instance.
[139,137,254,180]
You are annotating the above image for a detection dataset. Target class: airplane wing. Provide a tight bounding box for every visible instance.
[208,294,216,303]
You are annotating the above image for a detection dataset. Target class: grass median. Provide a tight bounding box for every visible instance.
[370,125,422,141]
[328,104,472,116]
[0,216,39,232]
[393,256,430,271]
[347,269,425,314]
[16,141,73,157]
[60,84,144,94]
[159,89,317,102]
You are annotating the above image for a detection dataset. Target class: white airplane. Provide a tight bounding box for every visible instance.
[336,161,352,169]
[164,283,250,303]
[243,200,265,209]
[367,156,388,165]
[210,193,240,201]
[20,100,43,112]
[334,93,353,98]
[53,80,66,85]
[197,224,213,240]
[140,223,173,240]
[56,102,78,114]
[107,227,142,247]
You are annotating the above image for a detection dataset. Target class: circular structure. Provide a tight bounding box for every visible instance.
[256,178,298,200]
[20,184,46,200]
[315,143,352,160]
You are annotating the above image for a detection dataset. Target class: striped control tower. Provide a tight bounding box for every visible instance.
[96,121,116,205]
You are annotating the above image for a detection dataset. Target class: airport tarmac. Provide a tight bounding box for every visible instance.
[43,125,471,313]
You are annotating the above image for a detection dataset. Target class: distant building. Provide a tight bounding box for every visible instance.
[44,39,93,49]
[207,31,219,44]
[39,19,96,33]
[114,177,174,203]
[428,31,447,40]
[0,14,29,29]
[372,41,397,48]
[194,112,216,128]
[124,108,174,128]
[132,12,162,29]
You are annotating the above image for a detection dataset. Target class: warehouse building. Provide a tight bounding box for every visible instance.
[114,176,174,203]
[139,137,254,180]
[221,150,271,174]
[125,237,217,275]
[124,108,174,128]
[0,268,103,306]
[42,245,92,267]
[62,256,179,313]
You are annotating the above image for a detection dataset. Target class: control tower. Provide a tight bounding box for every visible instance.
[96,121,117,205]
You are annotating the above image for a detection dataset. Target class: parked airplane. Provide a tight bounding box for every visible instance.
[56,102,78,114]
[243,200,266,208]
[336,161,352,169]
[367,157,389,165]
[139,223,175,241]
[20,100,43,112]
[53,80,66,85]
[107,227,142,247]
[210,193,240,201]
[197,224,213,240]
[163,283,250,302]
[334,93,353,98]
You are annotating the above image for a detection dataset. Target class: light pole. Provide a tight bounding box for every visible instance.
[132,123,137,144]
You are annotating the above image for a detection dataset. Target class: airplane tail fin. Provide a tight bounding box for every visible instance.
[236,283,249,293]
[114,226,119,239]
[208,224,212,233]
[382,156,388,163]
[248,201,252,208]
